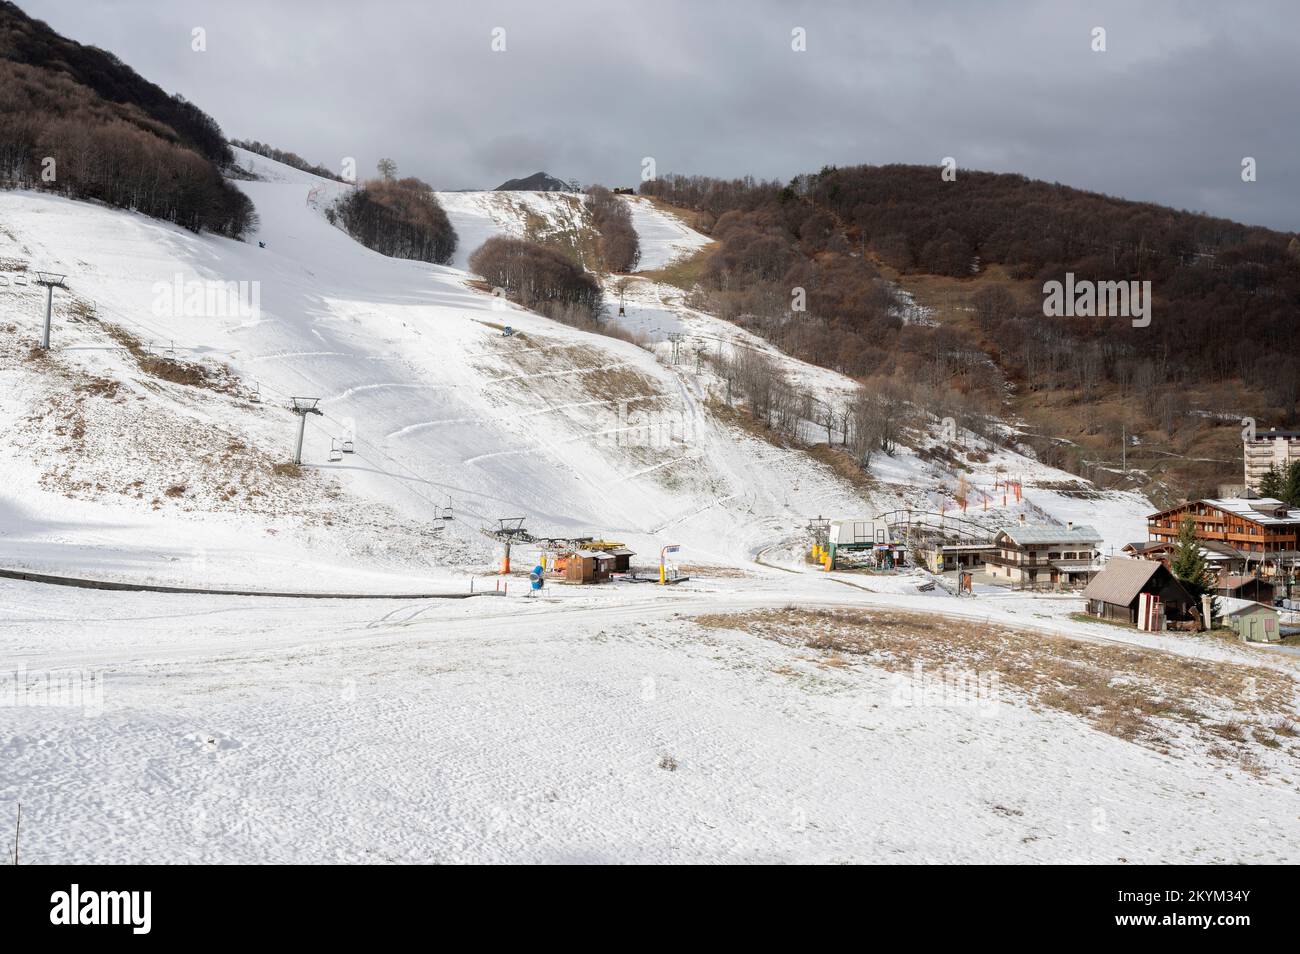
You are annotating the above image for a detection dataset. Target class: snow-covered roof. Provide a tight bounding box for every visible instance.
[1219,596,1276,616]
[996,523,1101,545]
[1123,540,1160,552]
[1200,498,1300,525]
[1125,539,1246,561]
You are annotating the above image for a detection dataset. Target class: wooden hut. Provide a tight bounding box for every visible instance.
[1083,558,1195,627]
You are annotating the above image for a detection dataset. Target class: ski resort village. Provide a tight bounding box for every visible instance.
[2,2,1300,870]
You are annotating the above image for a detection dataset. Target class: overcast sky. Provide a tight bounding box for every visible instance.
[20,0,1300,231]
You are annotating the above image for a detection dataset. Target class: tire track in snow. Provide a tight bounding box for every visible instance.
[249,351,402,362]
[462,423,668,465]
[385,396,661,440]
[322,382,460,404]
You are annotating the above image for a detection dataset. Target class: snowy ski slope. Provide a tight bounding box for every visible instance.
[0,151,878,586]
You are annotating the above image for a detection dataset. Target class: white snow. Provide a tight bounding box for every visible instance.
[434,189,592,270]
[619,195,712,272]
[3,571,1298,863]
[3,150,1289,865]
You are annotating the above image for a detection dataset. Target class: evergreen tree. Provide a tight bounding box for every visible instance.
[1281,460,1300,508]
[1170,516,1218,624]
[1258,464,1283,499]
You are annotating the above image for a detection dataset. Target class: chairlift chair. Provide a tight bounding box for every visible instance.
[341,440,355,454]
[329,438,344,463]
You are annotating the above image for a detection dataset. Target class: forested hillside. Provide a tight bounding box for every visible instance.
[643,166,1300,500]
[809,164,1300,389]
[0,1,253,237]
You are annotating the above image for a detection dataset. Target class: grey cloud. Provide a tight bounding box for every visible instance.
[18,0,1300,229]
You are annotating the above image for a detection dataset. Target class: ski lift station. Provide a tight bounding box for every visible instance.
[826,518,908,570]
[823,512,999,572]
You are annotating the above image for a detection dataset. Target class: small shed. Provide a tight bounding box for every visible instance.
[1083,558,1195,626]
[1221,599,1281,643]
[600,546,635,573]
[558,549,617,584]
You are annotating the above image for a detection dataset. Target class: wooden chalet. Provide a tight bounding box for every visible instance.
[1083,558,1196,627]
[1147,498,1300,558]
[983,521,1103,587]
[1120,539,1249,576]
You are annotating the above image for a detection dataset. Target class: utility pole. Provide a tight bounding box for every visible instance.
[289,397,324,464]
[34,272,68,350]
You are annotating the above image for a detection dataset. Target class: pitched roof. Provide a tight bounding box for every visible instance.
[1083,557,1164,605]
[1200,540,1247,558]
[1220,596,1277,616]
[996,523,1101,545]
[1196,498,1300,526]
[1214,574,1272,591]
[1123,541,1160,552]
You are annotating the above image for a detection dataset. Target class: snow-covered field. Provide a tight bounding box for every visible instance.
[4,569,1298,863]
[5,151,1293,864]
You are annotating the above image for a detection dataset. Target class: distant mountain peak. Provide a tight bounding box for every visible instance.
[495,172,572,192]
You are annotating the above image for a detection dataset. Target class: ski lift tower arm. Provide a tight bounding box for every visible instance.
[34,271,68,350]
[289,397,324,465]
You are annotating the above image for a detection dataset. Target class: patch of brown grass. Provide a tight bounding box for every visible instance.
[695,607,1299,771]
[637,246,713,291]
[704,396,790,448]
[103,323,238,394]
[804,442,875,495]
